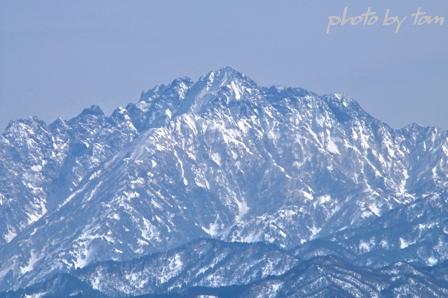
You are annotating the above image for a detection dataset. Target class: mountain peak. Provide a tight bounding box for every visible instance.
[200,66,249,86]
[174,67,258,114]
[212,66,245,77]
[3,116,47,136]
[78,105,104,117]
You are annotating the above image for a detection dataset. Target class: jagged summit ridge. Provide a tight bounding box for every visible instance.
[0,67,447,291]
[0,67,384,133]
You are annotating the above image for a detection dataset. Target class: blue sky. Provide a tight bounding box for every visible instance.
[1,0,447,130]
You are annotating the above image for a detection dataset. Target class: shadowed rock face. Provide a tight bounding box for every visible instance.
[0,67,447,293]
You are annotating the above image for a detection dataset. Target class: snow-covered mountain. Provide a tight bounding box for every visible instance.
[295,192,448,268]
[73,239,297,296]
[210,257,448,298]
[5,246,448,298]
[0,67,447,293]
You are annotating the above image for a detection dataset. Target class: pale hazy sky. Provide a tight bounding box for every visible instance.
[1,0,447,130]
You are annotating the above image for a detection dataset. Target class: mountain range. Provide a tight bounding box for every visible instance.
[0,67,447,297]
